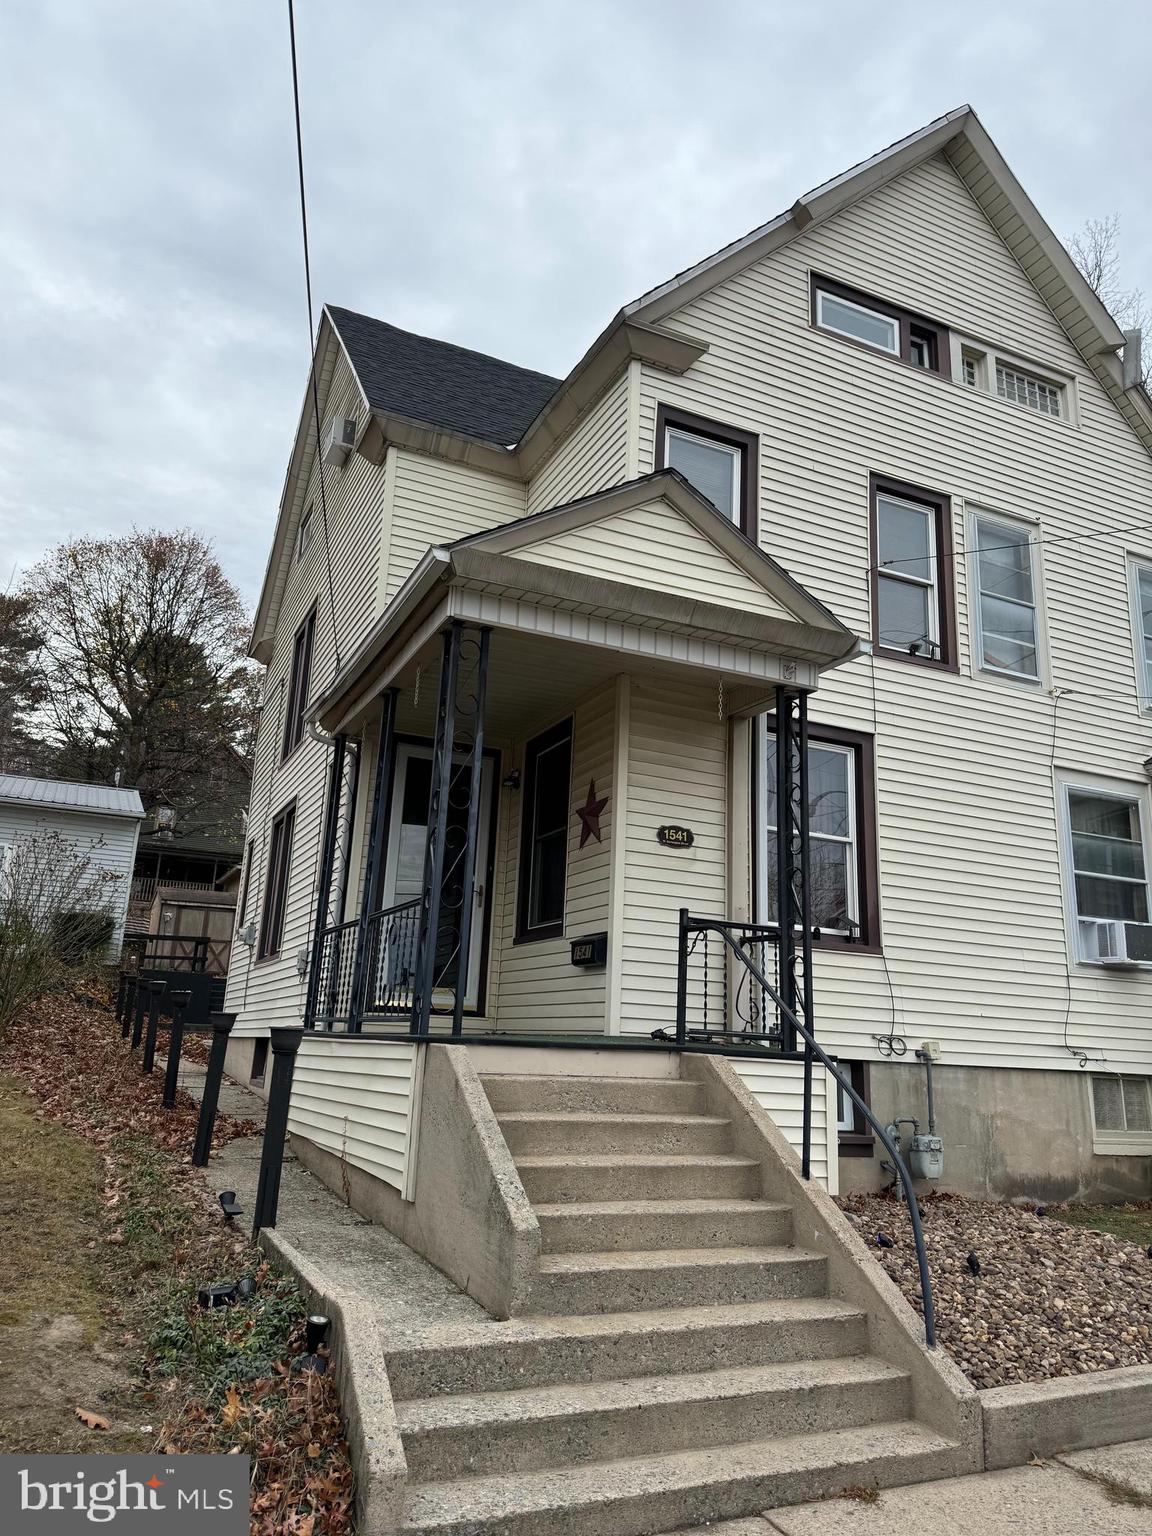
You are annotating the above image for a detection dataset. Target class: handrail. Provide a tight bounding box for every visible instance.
[688,912,937,1349]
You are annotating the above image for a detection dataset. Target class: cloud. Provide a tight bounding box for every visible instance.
[2,0,1149,607]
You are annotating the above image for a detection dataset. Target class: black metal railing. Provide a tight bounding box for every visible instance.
[123,935,212,974]
[313,918,361,1028]
[361,899,421,1018]
[677,909,937,1348]
[672,913,786,1049]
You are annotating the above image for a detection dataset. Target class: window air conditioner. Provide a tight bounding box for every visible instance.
[322,416,357,466]
[1085,919,1152,967]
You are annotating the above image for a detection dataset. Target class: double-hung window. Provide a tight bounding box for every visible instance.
[970,511,1041,680]
[257,801,296,960]
[516,718,573,941]
[655,405,758,538]
[1065,785,1150,935]
[870,478,955,669]
[760,723,879,948]
[1129,559,1152,709]
[282,607,316,759]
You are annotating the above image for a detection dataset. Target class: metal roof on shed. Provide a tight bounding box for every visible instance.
[0,774,145,819]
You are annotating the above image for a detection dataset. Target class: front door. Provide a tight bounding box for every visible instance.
[382,743,496,1012]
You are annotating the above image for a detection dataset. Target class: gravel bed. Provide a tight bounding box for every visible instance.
[837,1190,1152,1389]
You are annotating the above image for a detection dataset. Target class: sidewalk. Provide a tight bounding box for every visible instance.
[684,1440,1152,1534]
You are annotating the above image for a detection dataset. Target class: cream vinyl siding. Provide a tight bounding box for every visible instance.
[526,371,630,515]
[490,684,616,1033]
[287,1036,423,1196]
[732,1059,837,1193]
[0,805,138,950]
[619,678,727,1036]
[384,451,526,605]
[636,150,1152,1075]
[227,350,387,1036]
[509,499,794,619]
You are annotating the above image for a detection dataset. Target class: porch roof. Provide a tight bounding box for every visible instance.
[311,471,859,733]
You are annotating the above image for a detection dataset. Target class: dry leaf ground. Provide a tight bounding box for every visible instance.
[0,985,353,1535]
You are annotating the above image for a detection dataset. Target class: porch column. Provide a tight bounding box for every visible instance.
[347,689,399,1031]
[410,622,491,1037]
[303,732,347,1030]
[775,684,817,1175]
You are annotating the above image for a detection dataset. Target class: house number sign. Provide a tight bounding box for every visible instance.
[657,825,694,848]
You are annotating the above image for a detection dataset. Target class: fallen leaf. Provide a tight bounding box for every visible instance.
[306,1442,321,1458]
[76,1409,110,1431]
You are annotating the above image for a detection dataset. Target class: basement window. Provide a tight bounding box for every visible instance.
[1091,1074,1152,1154]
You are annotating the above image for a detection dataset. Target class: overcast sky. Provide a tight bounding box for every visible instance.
[2,1,1150,610]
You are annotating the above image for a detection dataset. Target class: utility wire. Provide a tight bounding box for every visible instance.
[288,0,342,678]
[874,513,1152,573]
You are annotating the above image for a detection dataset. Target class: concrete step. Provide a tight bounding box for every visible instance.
[481,1074,705,1116]
[384,1298,870,1400]
[516,1153,762,1204]
[499,1111,732,1157]
[399,1419,965,1535]
[397,1356,911,1481]
[529,1246,827,1315]
[536,1197,792,1253]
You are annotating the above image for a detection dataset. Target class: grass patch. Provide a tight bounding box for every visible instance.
[1053,1203,1152,1247]
[0,1077,104,1332]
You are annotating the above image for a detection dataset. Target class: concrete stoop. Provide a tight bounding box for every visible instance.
[383,1068,973,1536]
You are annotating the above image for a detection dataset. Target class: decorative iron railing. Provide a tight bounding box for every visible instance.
[313,918,361,1028]
[673,908,937,1349]
[670,913,786,1049]
[361,899,421,1018]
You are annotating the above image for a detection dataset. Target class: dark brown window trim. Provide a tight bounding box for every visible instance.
[256,797,297,963]
[810,274,950,380]
[837,1060,875,1157]
[655,403,759,542]
[759,717,882,954]
[869,473,959,674]
[281,606,317,762]
[514,717,573,945]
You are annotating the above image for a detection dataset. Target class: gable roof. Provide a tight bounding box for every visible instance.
[623,105,1152,453]
[327,305,560,447]
[451,469,855,643]
[0,774,145,820]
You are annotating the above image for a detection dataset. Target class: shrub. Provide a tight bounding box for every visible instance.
[0,830,120,1032]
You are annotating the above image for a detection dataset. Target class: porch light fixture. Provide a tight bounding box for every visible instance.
[1142,756,1152,781]
[502,769,521,791]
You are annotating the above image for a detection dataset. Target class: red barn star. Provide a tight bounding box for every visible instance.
[577,779,609,847]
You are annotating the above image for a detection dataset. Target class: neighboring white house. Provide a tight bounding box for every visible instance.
[0,774,145,951]
[225,104,1152,1205]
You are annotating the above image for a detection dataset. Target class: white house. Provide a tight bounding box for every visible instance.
[220,104,1152,1533]
[0,774,145,951]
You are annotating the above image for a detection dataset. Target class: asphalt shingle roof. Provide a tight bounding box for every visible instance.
[0,774,145,819]
[327,305,561,447]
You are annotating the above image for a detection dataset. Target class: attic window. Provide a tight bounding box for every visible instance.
[956,342,1066,420]
[996,364,1062,417]
[811,276,948,379]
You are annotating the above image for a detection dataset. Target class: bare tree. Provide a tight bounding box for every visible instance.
[20,530,258,826]
[1068,214,1150,388]
[0,828,120,1032]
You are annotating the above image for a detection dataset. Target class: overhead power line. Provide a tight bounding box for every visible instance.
[288,0,342,677]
